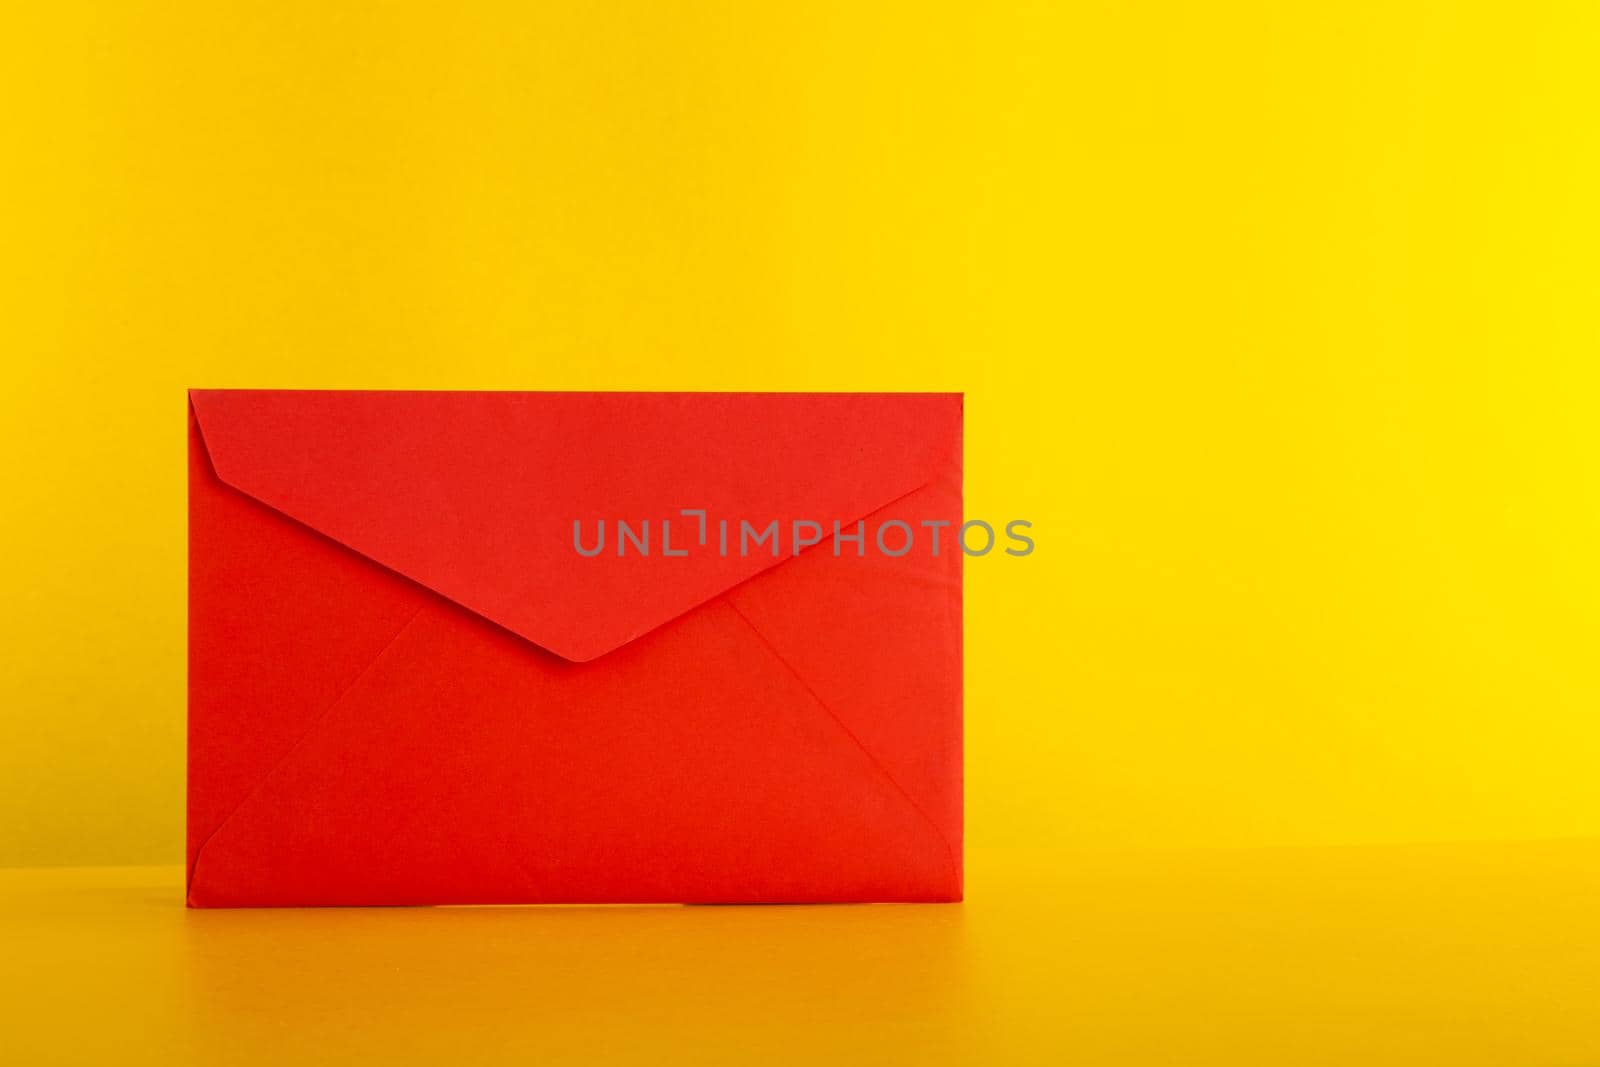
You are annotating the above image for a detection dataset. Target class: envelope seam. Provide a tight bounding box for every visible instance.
[722,599,961,895]
[187,603,428,895]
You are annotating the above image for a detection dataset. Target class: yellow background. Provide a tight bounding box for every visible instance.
[4,1,1600,868]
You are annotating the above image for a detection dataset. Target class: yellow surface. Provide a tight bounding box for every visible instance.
[5,3,1600,867]
[2,842,1597,1064]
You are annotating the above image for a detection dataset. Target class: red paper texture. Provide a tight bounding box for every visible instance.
[187,390,962,906]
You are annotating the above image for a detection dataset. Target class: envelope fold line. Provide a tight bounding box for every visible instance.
[187,603,428,897]
[722,598,961,893]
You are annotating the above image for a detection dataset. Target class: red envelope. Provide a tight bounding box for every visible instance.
[187,390,962,906]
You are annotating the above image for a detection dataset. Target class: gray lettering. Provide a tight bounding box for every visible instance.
[741,520,779,557]
[959,519,995,556]
[573,520,605,557]
[662,519,687,557]
[833,519,865,557]
[792,520,823,555]
[1004,519,1035,557]
[680,508,707,545]
[876,519,913,557]
[920,519,951,556]
[618,519,649,556]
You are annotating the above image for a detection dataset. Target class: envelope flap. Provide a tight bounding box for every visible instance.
[190,390,961,662]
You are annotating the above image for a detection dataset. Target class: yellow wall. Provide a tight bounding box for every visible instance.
[4,2,1598,866]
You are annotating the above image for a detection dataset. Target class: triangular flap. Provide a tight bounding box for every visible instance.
[189,390,962,662]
